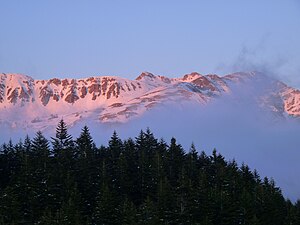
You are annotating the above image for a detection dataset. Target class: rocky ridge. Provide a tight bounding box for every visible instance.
[0,71,299,130]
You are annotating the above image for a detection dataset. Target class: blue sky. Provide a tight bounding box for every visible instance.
[1,0,300,87]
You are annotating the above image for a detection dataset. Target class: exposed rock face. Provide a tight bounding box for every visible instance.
[182,72,202,81]
[48,78,61,86]
[192,76,217,92]
[80,86,87,98]
[0,84,5,103]
[88,82,101,100]
[7,88,19,104]
[65,85,79,104]
[107,83,120,99]
[282,89,300,116]
[33,76,143,104]
[0,74,6,103]
[19,86,31,102]
[40,86,53,106]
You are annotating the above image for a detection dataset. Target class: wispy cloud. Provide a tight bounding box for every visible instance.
[230,46,289,77]
[215,35,299,88]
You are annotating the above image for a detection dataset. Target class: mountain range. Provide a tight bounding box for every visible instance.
[0,71,300,131]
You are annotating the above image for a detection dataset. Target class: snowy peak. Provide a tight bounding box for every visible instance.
[136,72,156,81]
[181,72,202,82]
[176,72,229,95]
[135,72,172,85]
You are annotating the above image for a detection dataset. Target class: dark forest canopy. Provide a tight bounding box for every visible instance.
[0,119,299,225]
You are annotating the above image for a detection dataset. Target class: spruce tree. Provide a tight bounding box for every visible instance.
[31,131,50,166]
[135,130,147,204]
[76,125,95,159]
[107,130,123,189]
[49,119,75,216]
[22,135,31,172]
[166,137,185,187]
[30,131,51,222]
[51,119,74,157]
[75,125,97,221]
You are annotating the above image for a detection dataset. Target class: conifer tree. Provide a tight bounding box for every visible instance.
[107,130,123,192]
[22,135,31,172]
[51,119,74,157]
[49,119,75,216]
[166,137,185,187]
[76,125,95,159]
[135,130,147,203]
[0,140,20,189]
[29,131,51,222]
[75,125,97,221]
[31,131,50,166]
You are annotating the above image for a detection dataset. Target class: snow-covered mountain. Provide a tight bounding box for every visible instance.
[1,71,300,129]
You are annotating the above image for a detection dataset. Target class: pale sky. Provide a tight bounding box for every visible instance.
[1,0,300,87]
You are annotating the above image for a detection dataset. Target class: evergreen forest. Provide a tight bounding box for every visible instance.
[0,119,299,225]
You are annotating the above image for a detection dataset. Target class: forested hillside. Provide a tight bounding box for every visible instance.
[0,120,299,225]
